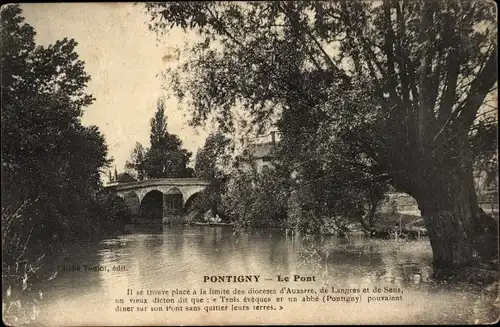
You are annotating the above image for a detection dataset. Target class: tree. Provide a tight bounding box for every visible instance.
[144,0,498,276]
[195,131,233,181]
[1,4,112,238]
[145,98,194,178]
[125,142,147,180]
[191,131,233,218]
[221,167,289,232]
[1,5,117,321]
[126,98,194,179]
[334,0,498,271]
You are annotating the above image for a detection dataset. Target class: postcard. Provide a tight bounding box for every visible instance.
[2,1,498,325]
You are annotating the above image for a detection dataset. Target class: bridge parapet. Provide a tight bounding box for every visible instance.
[105,178,209,191]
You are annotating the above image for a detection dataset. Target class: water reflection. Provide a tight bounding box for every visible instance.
[298,236,436,290]
[31,226,498,325]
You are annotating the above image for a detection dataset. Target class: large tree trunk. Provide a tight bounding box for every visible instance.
[409,146,498,279]
[417,174,475,271]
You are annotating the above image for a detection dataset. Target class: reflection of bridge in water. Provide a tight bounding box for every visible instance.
[105,178,209,223]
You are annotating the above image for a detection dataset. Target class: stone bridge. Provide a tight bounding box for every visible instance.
[105,178,209,222]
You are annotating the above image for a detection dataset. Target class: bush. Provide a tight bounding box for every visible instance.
[92,191,133,236]
[222,168,288,233]
[2,201,45,326]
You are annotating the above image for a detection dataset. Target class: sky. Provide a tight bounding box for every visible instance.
[20,3,210,173]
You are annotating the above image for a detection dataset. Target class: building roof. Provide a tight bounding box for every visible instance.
[116,172,137,183]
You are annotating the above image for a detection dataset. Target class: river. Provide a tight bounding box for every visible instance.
[29,225,498,325]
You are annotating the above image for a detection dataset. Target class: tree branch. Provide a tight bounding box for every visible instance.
[437,50,461,125]
[417,0,436,149]
[382,0,401,105]
[394,0,411,107]
[304,28,346,79]
[456,50,497,130]
[205,6,244,48]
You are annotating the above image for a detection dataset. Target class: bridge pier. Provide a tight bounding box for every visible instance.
[120,191,140,221]
[162,192,184,224]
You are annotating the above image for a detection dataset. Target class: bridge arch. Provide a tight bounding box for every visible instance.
[185,191,202,212]
[140,190,163,222]
[134,187,162,204]
[181,185,207,206]
[107,178,210,223]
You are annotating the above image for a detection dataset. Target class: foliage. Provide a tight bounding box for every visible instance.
[276,123,391,235]
[93,190,133,235]
[1,4,125,321]
[1,4,114,238]
[144,0,498,271]
[125,142,147,180]
[194,131,233,181]
[125,99,194,179]
[221,166,289,233]
[470,110,498,200]
[1,200,44,326]
[189,132,233,218]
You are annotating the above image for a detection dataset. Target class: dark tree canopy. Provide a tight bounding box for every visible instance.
[194,131,233,181]
[2,9,129,317]
[189,132,234,219]
[2,4,111,230]
[0,11,132,316]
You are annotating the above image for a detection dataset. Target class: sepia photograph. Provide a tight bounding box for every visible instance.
[1,1,499,325]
